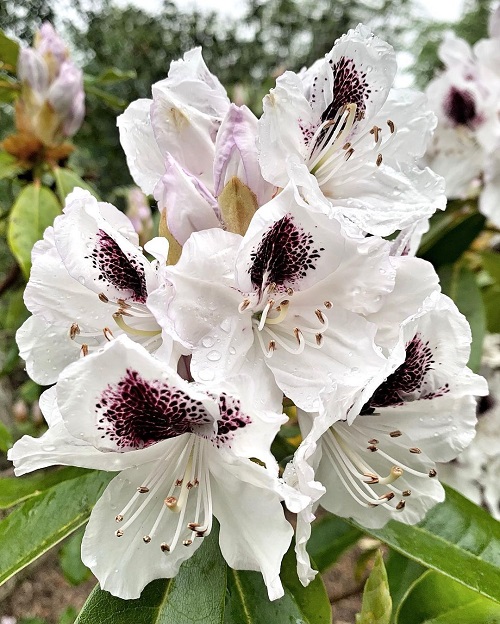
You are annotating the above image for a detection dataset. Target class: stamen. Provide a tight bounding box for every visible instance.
[115,529,123,537]
[70,323,80,339]
[98,293,109,303]
[258,299,275,331]
[409,447,422,454]
[389,430,402,438]
[115,515,123,522]
[264,301,289,325]
[183,539,193,546]
[396,500,406,510]
[370,126,381,142]
[239,299,251,313]
[402,490,411,496]
[103,327,114,341]
[161,543,170,552]
[376,154,383,167]
[81,344,89,356]
[315,309,326,324]
[137,486,150,493]
[315,333,323,346]
[387,119,395,133]
[324,300,333,309]
[268,340,276,354]
[113,313,162,337]
[429,469,437,478]
[143,535,151,543]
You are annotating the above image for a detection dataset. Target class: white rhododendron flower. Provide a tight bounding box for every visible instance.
[258,24,445,235]
[289,293,487,582]
[16,189,169,385]
[150,176,395,411]
[425,7,500,226]
[9,338,297,600]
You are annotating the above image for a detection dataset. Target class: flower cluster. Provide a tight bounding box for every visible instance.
[16,22,85,148]
[9,25,486,600]
[424,7,500,226]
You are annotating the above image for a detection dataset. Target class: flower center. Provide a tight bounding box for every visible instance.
[114,435,213,553]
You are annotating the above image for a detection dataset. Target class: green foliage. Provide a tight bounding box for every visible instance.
[7,182,61,278]
[350,485,500,605]
[0,29,20,70]
[0,469,113,585]
[76,529,330,624]
[481,250,500,332]
[385,551,425,622]
[307,513,362,572]
[0,152,26,180]
[438,263,486,371]
[52,166,100,205]
[0,419,13,452]
[396,570,500,623]
[356,551,392,624]
[59,527,91,586]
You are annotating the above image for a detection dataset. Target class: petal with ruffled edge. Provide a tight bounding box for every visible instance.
[209,447,293,600]
[480,154,500,227]
[117,99,165,195]
[154,154,220,245]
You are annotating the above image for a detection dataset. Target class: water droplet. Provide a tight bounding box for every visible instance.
[219,318,231,333]
[198,367,215,382]
[42,445,56,452]
[201,336,215,348]
[207,350,221,362]
[229,347,236,355]
[78,275,85,285]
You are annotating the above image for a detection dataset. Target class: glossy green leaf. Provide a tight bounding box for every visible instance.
[482,285,500,333]
[419,210,485,266]
[0,29,20,69]
[0,420,12,453]
[308,513,362,572]
[438,263,486,371]
[53,167,100,205]
[0,466,92,509]
[385,551,425,623]
[351,486,500,605]
[396,570,500,624]
[5,286,29,330]
[481,251,500,283]
[0,469,113,585]
[76,525,227,624]
[224,544,331,624]
[356,550,392,624]
[59,527,91,586]
[7,182,61,278]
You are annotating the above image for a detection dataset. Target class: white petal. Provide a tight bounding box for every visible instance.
[117,99,165,195]
[153,154,220,245]
[209,448,293,600]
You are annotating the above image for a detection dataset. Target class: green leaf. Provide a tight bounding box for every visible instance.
[385,551,425,623]
[224,544,331,624]
[7,182,61,278]
[0,420,13,453]
[482,285,500,333]
[0,466,96,510]
[350,486,500,605]
[356,550,392,624]
[0,469,113,585]
[0,151,26,180]
[0,29,20,69]
[84,83,127,110]
[84,68,137,85]
[59,527,91,586]
[308,513,362,572]
[438,263,486,371]
[5,287,29,330]
[53,167,100,205]
[396,570,500,624]
[59,607,78,624]
[419,209,485,266]
[481,251,500,283]
[76,524,227,624]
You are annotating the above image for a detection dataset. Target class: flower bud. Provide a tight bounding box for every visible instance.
[125,188,154,245]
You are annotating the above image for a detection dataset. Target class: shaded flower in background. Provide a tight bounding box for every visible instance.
[125,187,154,247]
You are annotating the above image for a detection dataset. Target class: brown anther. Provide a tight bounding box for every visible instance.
[103,327,114,341]
[193,479,199,487]
[370,125,381,142]
[81,344,89,356]
[186,481,194,490]
[98,293,109,303]
[183,539,193,546]
[161,543,170,552]
[268,340,276,353]
[409,447,422,454]
[115,529,124,537]
[315,309,325,323]
[143,535,151,543]
[175,479,183,486]
[345,148,354,160]
[293,328,303,344]
[368,438,379,445]
[343,142,351,150]
[137,486,149,493]
[363,473,379,485]
[280,299,290,306]
[187,522,201,530]
[315,333,323,346]
[376,153,383,167]
[70,323,80,339]
[396,500,406,510]
[367,445,378,452]
[240,299,251,311]
[286,287,294,296]
[324,300,333,309]
[195,531,206,538]
[268,282,277,293]
[387,119,395,133]
[402,490,411,497]
[116,298,130,308]
[389,430,402,438]
[165,496,177,508]
[115,515,124,523]
[379,492,395,501]
[428,469,437,478]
